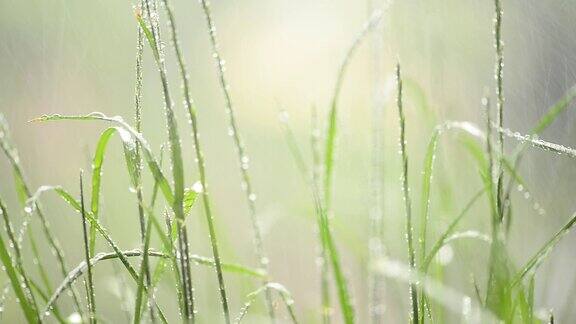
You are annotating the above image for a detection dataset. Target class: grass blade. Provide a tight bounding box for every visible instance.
[31,113,174,204]
[511,211,576,288]
[422,188,485,272]
[0,197,39,323]
[235,283,299,324]
[134,209,153,324]
[80,172,97,324]
[395,64,419,323]
[323,9,383,211]
[197,1,271,321]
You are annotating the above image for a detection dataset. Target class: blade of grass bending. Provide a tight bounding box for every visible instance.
[44,247,265,312]
[138,2,197,319]
[235,283,299,324]
[395,64,419,324]
[0,197,39,323]
[33,186,169,324]
[31,113,174,204]
[498,127,576,158]
[80,172,97,324]
[27,278,66,323]
[0,114,84,313]
[197,1,271,321]
[511,211,576,288]
[160,1,236,322]
[502,84,576,238]
[319,11,386,324]
[421,188,485,272]
[323,9,383,211]
[90,127,140,253]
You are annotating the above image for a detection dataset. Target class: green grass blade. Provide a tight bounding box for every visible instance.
[235,283,298,324]
[396,64,419,324]
[32,113,174,204]
[530,85,576,135]
[422,188,485,272]
[323,10,383,210]
[90,126,140,255]
[0,197,39,323]
[419,129,440,266]
[134,211,153,324]
[80,172,97,324]
[511,211,576,288]
[196,0,270,320]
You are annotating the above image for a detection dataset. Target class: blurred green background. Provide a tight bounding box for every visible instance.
[1,0,576,322]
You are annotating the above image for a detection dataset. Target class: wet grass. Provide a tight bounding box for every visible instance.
[2,1,576,323]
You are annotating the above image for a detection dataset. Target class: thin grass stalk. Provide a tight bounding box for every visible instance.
[80,172,96,324]
[139,1,196,320]
[1,203,40,314]
[278,109,344,323]
[311,106,331,324]
[133,4,156,320]
[0,197,38,323]
[493,0,505,222]
[367,2,387,322]
[196,1,270,322]
[0,116,84,313]
[396,64,418,324]
[0,196,40,321]
[160,1,233,323]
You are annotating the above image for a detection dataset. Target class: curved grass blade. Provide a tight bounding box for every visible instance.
[235,283,298,324]
[90,126,140,255]
[323,9,383,211]
[45,248,265,312]
[422,188,485,272]
[31,112,173,204]
[511,211,576,288]
[498,127,576,158]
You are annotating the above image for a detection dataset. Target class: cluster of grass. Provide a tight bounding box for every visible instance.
[1,0,576,323]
